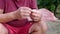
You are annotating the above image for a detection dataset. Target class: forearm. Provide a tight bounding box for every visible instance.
[0,11,17,23]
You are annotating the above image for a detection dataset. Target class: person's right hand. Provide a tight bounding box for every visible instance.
[15,7,32,21]
[30,9,42,23]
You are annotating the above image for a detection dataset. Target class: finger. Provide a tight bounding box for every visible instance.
[31,9,42,18]
[31,10,41,15]
[19,7,32,12]
[20,8,31,14]
[30,10,42,22]
[32,13,40,17]
[22,14,30,17]
[19,7,32,11]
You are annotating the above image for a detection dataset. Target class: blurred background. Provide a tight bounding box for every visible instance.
[37,0,60,34]
[37,0,60,19]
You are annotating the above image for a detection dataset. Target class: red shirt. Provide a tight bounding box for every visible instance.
[0,0,38,34]
[2,0,37,27]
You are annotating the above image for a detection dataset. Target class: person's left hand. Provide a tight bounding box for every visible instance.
[30,9,42,23]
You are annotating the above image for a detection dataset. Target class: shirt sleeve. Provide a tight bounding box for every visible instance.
[29,0,38,9]
[0,0,4,10]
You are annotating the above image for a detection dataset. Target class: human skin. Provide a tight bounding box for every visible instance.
[0,7,47,34]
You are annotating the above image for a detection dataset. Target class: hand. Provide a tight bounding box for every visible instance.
[15,7,32,20]
[30,9,42,22]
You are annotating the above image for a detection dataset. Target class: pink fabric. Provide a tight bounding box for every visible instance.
[0,0,4,9]
[39,8,57,22]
